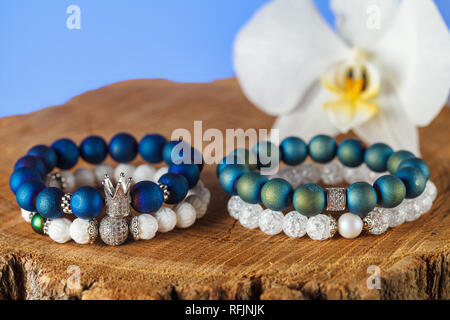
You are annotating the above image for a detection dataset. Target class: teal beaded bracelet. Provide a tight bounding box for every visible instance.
[218,135,436,240]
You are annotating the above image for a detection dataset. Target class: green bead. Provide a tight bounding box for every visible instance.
[347,182,377,216]
[261,178,293,211]
[373,175,406,208]
[31,213,46,235]
[218,164,248,195]
[337,138,365,167]
[387,150,414,174]
[236,172,268,204]
[364,143,393,172]
[308,135,337,163]
[293,184,326,217]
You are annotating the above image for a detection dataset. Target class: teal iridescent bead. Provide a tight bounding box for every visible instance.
[398,157,430,180]
[364,143,393,172]
[308,135,337,163]
[236,172,268,204]
[387,150,414,174]
[280,137,307,166]
[31,213,47,235]
[337,138,365,167]
[261,178,293,211]
[218,164,248,195]
[293,184,325,217]
[216,149,257,177]
[395,167,426,198]
[373,175,406,208]
[347,182,377,216]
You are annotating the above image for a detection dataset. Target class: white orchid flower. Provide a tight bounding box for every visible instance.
[234,0,450,155]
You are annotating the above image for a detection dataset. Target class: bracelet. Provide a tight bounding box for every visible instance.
[218,135,437,240]
[10,133,210,246]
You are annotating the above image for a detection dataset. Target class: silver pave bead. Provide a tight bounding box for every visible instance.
[99,216,129,246]
[87,219,99,244]
[102,172,132,218]
[43,219,52,236]
[326,188,346,211]
[129,216,140,240]
[157,182,170,202]
[60,193,73,214]
[328,215,337,238]
[363,215,375,232]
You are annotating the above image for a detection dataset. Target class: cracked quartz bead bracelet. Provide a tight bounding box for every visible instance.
[10,133,210,246]
[218,135,437,240]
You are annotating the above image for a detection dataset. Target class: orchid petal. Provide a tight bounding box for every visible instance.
[234,0,349,115]
[272,84,339,141]
[372,0,450,127]
[353,80,420,155]
[331,0,400,50]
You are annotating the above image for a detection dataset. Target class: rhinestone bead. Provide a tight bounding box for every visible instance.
[365,207,390,235]
[282,211,307,238]
[320,161,344,185]
[297,162,321,184]
[326,188,346,211]
[258,209,284,235]
[239,203,263,229]
[99,216,129,246]
[306,214,333,240]
[227,196,247,220]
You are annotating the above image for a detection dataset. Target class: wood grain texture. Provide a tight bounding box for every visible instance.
[0,79,448,300]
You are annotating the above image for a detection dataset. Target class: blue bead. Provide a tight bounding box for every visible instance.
[51,138,79,170]
[70,186,103,219]
[139,134,167,163]
[261,178,293,211]
[109,132,138,163]
[364,143,393,172]
[80,135,108,164]
[236,172,268,204]
[347,182,377,216]
[252,141,280,169]
[337,138,365,167]
[280,137,307,166]
[14,155,46,178]
[293,184,326,216]
[308,135,337,163]
[16,180,46,211]
[387,150,414,174]
[162,141,203,170]
[10,167,43,194]
[169,164,200,188]
[131,181,164,213]
[398,157,430,180]
[218,164,248,195]
[395,167,426,199]
[158,173,189,204]
[27,145,57,173]
[36,187,65,219]
[373,175,406,208]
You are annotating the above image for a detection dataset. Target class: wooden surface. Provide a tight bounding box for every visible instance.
[0,79,448,300]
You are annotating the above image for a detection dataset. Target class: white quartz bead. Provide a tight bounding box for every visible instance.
[400,199,421,222]
[365,208,389,235]
[338,212,363,239]
[48,218,72,243]
[74,168,96,187]
[320,161,344,185]
[425,180,437,202]
[272,167,302,187]
[416,193,433,215]
[154,207,177,232]
[239,203,263,229]
[296,162,321,184]
[174,202,197,228]
[133,164,156,183]
[114,163,136,181]
[94,164,114,186]
[136,214,158,240]
[259,209,284,235]
[227,196,246,219]
[153,166,169,182]
[60,170,76,192]
[21,208,33,222]
[387,206,406,228]
[70,218,91,244]
[306,214,333,240]
[188,182,211,204]
[185,195,207,218]
[344,164,371,184]
[282,211,308,238]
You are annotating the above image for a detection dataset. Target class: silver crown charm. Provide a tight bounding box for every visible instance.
[100,173,132,246]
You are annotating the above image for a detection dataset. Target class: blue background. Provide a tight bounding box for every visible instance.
[1,0,449,117]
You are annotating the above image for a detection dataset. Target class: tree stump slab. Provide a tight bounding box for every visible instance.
[0,79,448,300]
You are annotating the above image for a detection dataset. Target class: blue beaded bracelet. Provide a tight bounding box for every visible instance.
[219,135,436,240]
[11,133,210,246]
